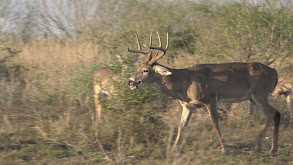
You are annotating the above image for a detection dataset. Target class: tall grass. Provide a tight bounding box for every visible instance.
[0,38,292,164]
[1,0,293,164]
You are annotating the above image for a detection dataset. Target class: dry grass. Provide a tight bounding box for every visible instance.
[0,39,293,165]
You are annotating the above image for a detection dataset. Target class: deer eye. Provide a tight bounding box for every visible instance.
[142,70,148,73]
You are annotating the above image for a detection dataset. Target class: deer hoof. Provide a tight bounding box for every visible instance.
[270,147,278,154]
[221,148,226,154]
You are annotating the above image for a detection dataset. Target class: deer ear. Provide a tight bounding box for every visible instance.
[153,65,172,76]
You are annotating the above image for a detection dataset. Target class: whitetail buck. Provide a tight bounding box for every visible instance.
[93,67,114,120]
[127,32,280,154]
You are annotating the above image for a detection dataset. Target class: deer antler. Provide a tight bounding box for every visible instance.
[147,31,169,65]
[128,32,151,54]
[128,32,169,65]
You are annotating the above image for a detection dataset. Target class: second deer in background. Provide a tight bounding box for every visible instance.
[93,67,114,121]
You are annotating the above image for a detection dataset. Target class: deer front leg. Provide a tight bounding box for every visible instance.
[206,100,226,153]
[171,101,194,152]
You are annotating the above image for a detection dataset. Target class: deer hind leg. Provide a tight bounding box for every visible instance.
[171,102,194,152]
[251,94,280,154]
[206,100,226,153]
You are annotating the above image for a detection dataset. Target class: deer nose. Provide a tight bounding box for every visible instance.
[128,77,135,85]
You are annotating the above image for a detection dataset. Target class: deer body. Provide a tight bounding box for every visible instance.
[93,67,114,120]
[128,32,280,154]
[139,62,276,104]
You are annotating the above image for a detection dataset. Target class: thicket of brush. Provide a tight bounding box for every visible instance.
[1,0,293,164]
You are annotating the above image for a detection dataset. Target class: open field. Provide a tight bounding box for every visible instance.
[1,1,293,164]
[0,39,293,165]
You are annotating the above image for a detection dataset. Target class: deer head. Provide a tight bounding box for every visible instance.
[128,32,170,90]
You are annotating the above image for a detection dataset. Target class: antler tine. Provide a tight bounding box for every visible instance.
[135,32,141,50]
[147,32,169,65]
[149,32,153,49]
[128,32,149,54]
[156,31,162,47]
[166,32,169,50]
[149,32,168,53]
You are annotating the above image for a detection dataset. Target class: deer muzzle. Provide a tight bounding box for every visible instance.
[128,78,142,90]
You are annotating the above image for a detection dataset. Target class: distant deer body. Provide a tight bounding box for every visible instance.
[127,32,280,154]
[93,67,114,120]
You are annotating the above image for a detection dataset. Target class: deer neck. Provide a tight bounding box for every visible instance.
[150,64,188,101]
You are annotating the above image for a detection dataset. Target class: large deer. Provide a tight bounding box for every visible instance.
[127,32,280,154]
